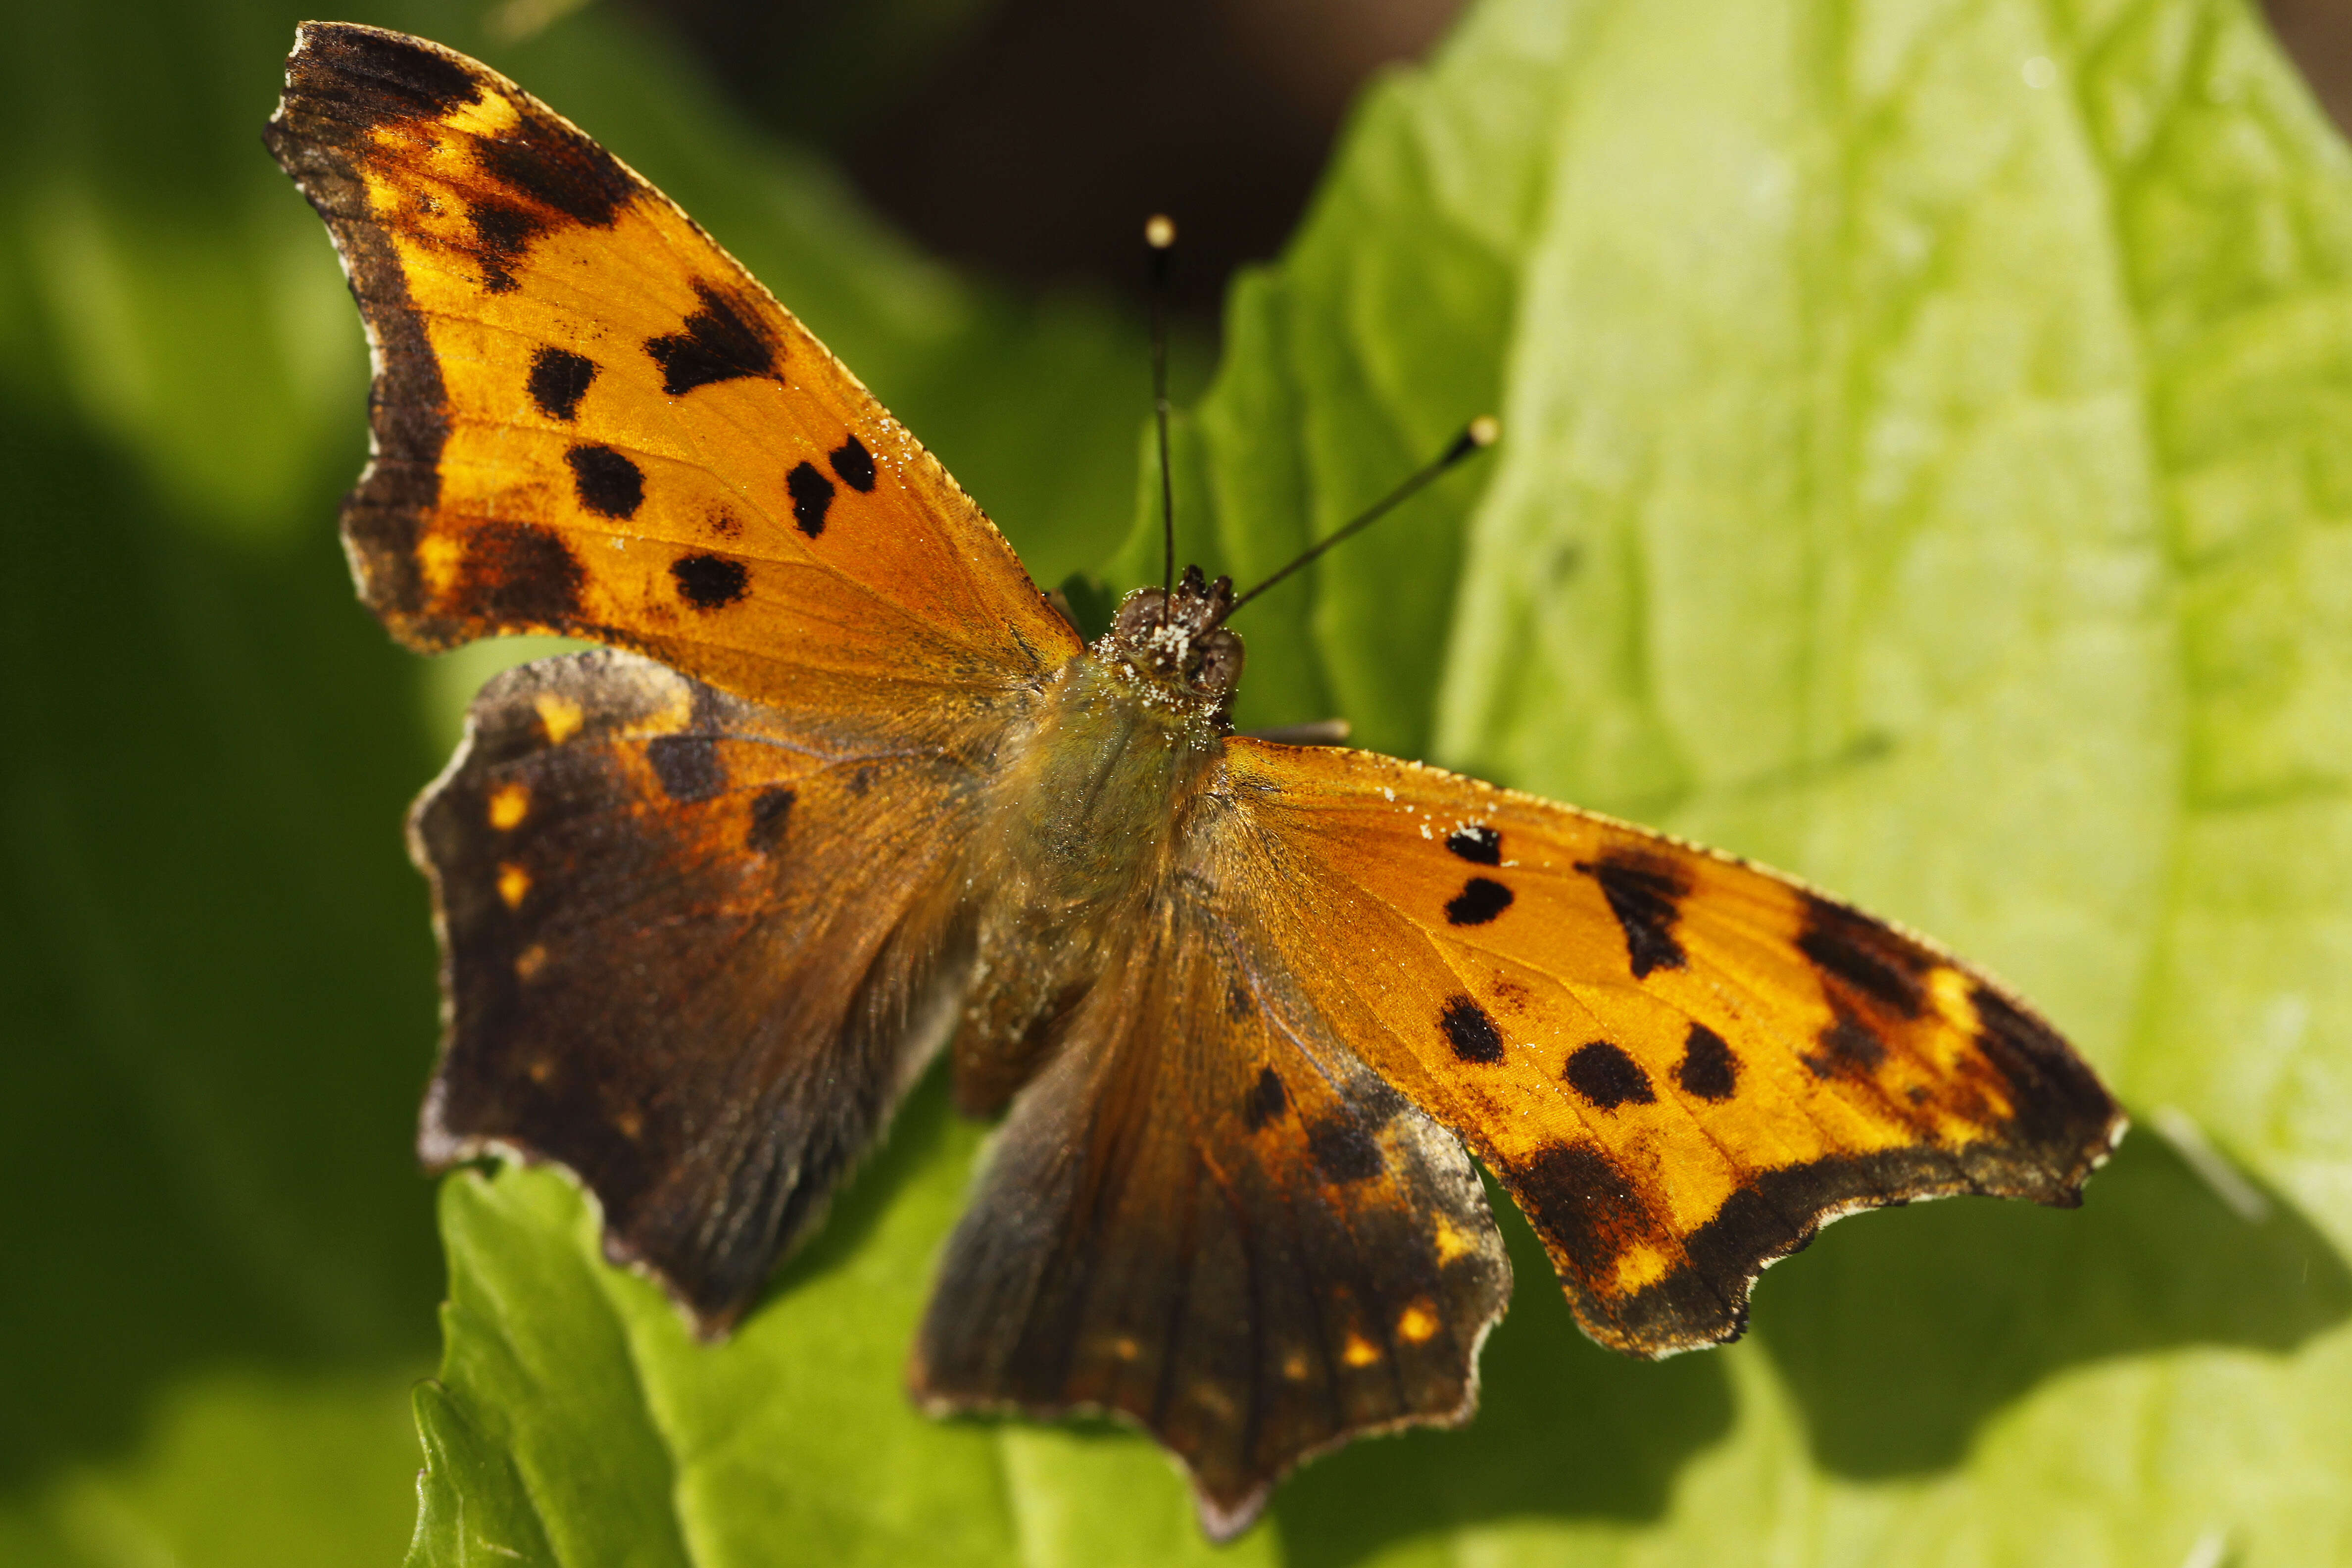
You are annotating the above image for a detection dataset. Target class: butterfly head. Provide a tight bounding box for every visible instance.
[1099,564,1246,720]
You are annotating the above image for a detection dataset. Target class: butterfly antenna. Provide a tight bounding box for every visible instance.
[1146,214,1177,624]
[1212,415,1500,629]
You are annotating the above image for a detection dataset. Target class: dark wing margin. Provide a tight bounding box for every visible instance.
[1507,971,2125,1356]
[263,25,487,626]
[413,649,977,1332]
[909,893,1513,1540]
[1507,930,2125,1359]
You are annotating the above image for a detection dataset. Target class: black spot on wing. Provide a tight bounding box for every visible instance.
[829,435,877,492]
[528,347,597,422]
[1802,1007,1887,1080]
[1576,852,1691,979]
[787,462,835,537]
[645,735,724,804]
[1564,1041,1655,1109]
[1242,1066,1287,1130]
[474,104,635,226]
[1512,1143,1661,1285]
[460,522,582,626]
[1675,1023,1738,1101]
[671,553,748,610]
[566,444,644,520]
[469,199,546,293]
[646,281,780,394]
[1306,1116,1383,1183]
[1439,994,1505,1063]
[848,765,875,797]
[1799,895,1929,1017]
[1446,825,1502,864]
[1445,876,1514,927]
[748,785,794,853]
[295,26,483,121]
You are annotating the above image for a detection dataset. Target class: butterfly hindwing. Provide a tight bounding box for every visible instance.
[911,884,1513,1540]
[1215,740,2124,1355]
[414,648,982,1330]
[265,23,1079,720]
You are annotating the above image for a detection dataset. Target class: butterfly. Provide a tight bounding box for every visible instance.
[268,23,2125,1540]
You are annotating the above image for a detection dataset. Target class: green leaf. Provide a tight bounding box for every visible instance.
[409,1169,694,1568]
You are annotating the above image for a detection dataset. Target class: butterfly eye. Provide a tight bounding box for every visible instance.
[1190,629,1244,702]
[1109,587,1169,641]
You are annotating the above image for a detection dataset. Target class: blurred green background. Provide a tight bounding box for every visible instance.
[9,0,2352,1564]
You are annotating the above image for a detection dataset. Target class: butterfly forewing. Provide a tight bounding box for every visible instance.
[1217,740,2124,1355]
[414,648,981,1330]
[265,23,1080,720]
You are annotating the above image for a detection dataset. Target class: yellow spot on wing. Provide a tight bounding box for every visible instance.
[514,943,547,980]
[498,863,530,908]
[535,693,583,744]
[1929,964,1981,1034]
[1397,1302,1439,1343]
[1611,1242,1673,1295]
[440,91,522,140]
[1281,1351,1310,1381]
[418,533,464,598]
[1433,1221,1474,1265]
[1342,1333,1380,1368]
[488,783,530,830]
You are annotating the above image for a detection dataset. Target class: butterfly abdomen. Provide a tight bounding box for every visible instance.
[949,653,1229,1113]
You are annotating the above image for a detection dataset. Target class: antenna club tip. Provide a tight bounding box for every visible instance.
[1145,214,1177,249]
[1467,414,1501,448]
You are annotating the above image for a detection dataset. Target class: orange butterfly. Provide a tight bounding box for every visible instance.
[269,23,2123,1539]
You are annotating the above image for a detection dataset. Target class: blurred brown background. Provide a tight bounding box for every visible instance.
[2269,0,2352,130]
[631,0,1471,313]
[632,0,2352,317]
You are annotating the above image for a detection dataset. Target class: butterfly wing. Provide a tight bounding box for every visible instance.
[265,23,1079,720]
[267,25,1083,1331]
[1212,739,2125,1356]
[415,648,984,1332]
[911,885,1513,1540]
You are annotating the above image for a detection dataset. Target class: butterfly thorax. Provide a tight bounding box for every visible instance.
[948,584,1241,1113]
